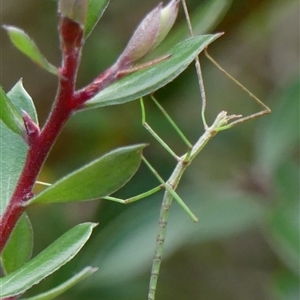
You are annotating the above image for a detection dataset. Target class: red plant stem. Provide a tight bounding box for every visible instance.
[0,17,83,253]
[0,15,129,253]
[75,58,129,106]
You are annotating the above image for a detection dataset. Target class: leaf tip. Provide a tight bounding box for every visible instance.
[91,223,98,229]
[136,143,148,155]
[2,24,10,31]
[89,267,99,273]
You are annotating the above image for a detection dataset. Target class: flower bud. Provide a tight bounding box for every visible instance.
[58,0,88,25]
[153,0,179,49]
[118,0,179,67]
[58,0,87,51]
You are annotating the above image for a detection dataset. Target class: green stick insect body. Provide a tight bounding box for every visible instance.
[146,2,271,299]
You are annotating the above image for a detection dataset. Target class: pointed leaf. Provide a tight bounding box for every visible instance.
[0,85,24,136]
[0,223,96,298]
[3,26,59,76]
[1,213,33,275]
[7,79,39,124]
[85,0,110,38]
[84,34,222,109]
[23,267,97,300]
[28,144,145,205]
[0,80,38,216]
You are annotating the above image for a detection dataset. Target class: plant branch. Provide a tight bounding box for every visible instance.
[0,16,84,252]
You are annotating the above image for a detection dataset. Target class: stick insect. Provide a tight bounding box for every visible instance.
[104,1,270,299]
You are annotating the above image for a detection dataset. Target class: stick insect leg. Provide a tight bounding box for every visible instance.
[141,97,194,163]
[150,95,193,149]
[181,0,209,130]
[103,185,162,204]
[142,156,198,222]
[204,49,271,131]
[140,98,180,160]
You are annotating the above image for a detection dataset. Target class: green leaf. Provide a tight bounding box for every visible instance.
[0,80,38,216]
[1,213,33,275]
[28,144,145,205]
[23,267,97,300]
[7,79,39,124]
[85,0,110,38]
[84,34,222,109]
[3,26,59,76]
[0,85,24,136]
[254,78,300,174]
[0,123,27,216]
[0,223,96,298]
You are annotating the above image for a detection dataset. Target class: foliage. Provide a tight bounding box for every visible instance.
[1,0,298,300]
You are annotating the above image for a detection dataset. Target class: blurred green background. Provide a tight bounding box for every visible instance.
[1,0,299,299]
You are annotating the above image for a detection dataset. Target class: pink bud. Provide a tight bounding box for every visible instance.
[118,1,179,67]
[153,0,179,49]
